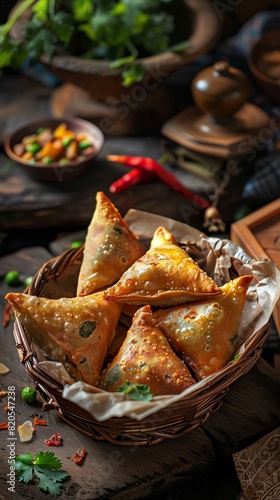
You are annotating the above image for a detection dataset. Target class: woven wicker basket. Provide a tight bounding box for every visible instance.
[13,244,271,447]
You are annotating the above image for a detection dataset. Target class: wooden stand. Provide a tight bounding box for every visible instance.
[162,61,271,159]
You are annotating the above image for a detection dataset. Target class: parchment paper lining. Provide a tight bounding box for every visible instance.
[36,210,280,421]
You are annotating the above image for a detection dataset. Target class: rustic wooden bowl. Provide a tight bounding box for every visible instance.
[4,117,104,182]
[10,0,221,100]
[248,31,280,104]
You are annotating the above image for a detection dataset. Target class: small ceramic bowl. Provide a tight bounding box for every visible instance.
[248,31,280,104]
[5,116,104,182]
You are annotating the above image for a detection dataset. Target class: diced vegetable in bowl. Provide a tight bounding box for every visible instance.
[5,117,104,182]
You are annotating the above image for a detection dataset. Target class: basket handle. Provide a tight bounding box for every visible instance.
[36,383,60,412]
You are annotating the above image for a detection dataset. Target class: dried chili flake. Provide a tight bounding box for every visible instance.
[0,422,8,429]
[0,391,8,399]
[4,405,9,412]
[71,447,87,465]
[45,432,62,447]
[33,417,47,426]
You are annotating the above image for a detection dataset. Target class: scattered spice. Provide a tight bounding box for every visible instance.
[71,447,87,465]
[45,432,62,447]
[33,417,47,426]
[0,422,9,429]
[0,390,8,399]
[4,405,9,411]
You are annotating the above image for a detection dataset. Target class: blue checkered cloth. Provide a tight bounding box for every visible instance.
[242,151,280,201]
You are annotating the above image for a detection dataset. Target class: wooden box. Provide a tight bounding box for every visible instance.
[231,199,280,336]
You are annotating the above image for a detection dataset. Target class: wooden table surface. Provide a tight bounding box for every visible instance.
[0,73,280,500]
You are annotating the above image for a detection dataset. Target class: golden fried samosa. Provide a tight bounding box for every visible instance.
[105,226,221,306]
[77,191,145,296]
[153,275,253,379]
[6,291,122,386]
[99,305,195,395]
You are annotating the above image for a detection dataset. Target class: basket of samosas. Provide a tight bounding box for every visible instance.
[6,192,280,446]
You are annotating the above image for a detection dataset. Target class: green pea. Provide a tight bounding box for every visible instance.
[36,127,45,135]
[71,241,83,249]
[24,276,33,287]
[26,142,41,154]
[4,270,20,286]
[62,137,73,147]
[43,156,54,164]
[79,140,91,150]
[21,386,37,404]
[58,158,69,165]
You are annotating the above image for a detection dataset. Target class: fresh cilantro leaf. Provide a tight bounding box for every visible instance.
[16,467,34,484]
[121,62,145,87]
[32,0,49,22]
[15,452,33,467]
[0,0,181,87]
[15,451,69,495]
[34,450,62,469]
[51,12,75,45]
[25,27,57,60]
[34,467,69,495]
[15,453,34,484]
[117,381,153,401]
[110,54,136,69]
[71,0,93,23]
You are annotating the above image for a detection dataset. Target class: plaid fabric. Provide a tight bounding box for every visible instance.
[243,151,280,201]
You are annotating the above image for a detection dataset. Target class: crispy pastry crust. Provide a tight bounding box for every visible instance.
[77,191,145,296]
[99,305,195,395]
[105,226,221,306]
[6,291,122,386]
[153,275,253,378]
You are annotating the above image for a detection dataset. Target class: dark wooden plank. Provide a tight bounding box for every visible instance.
[202,358,280,456]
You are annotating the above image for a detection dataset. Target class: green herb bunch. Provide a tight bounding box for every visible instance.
[0,0,182,86]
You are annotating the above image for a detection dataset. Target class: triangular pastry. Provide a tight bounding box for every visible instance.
[105,226,221,306]
[153,275,253,379]
[99,305,195,395]
[77,191,145,296]
[5,291,122,386]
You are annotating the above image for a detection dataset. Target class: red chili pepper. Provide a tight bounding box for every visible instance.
[107,155,210,208]
[71,447,87,465]
[33,417,47,426]
[45,432,62,447]
[110,168,153,193]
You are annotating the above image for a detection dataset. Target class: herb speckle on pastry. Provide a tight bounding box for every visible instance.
[153,275,253,379]
[105,226,221,306]
[5,291,122,387]
[99,305,195,395]
[77,191,145,296]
